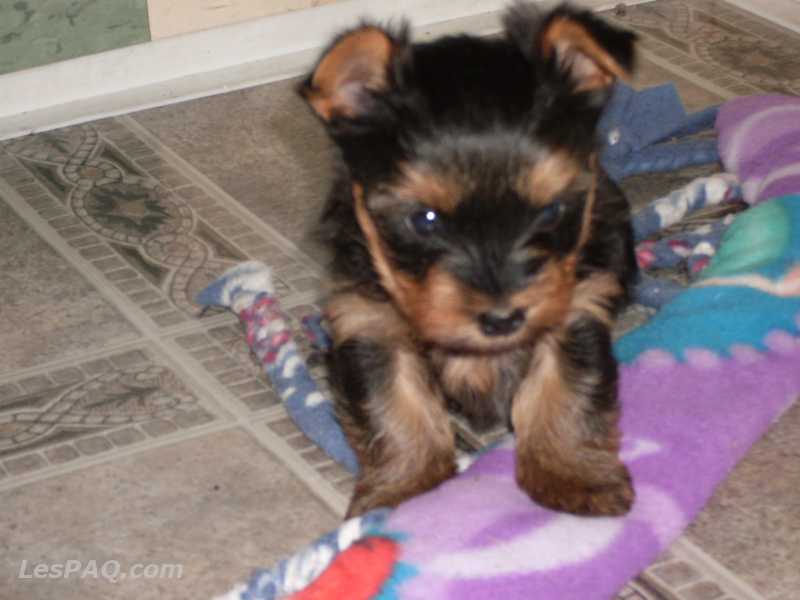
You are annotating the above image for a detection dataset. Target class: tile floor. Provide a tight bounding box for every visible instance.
[1,1,798,599]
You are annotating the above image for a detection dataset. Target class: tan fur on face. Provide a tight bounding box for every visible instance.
[509,258,576,331]
[353,182,403,298]
[353,184,489,348]
[567,272,622,328]
[352,212,583,353]
[353,160,611,355]
[400,266,529,353]
[576,156,599,251]
[354,183,482,349]
[517,151,583,205]
[327,292,410,347]
[386,163,464,213]
[403,266,489,346]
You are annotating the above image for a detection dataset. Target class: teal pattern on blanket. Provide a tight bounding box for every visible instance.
[700,197,796,280]
[616,194,800,364]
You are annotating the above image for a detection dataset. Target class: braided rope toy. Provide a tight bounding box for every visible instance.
[630,173,742,307]
[195,263,358,473]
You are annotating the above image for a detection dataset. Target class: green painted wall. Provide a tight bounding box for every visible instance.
[0,0,151,76]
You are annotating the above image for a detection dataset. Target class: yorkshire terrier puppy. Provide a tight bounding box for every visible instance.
[299,2,638,518]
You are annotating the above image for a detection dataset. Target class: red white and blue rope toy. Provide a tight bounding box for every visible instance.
[196,263,358,473]
[632,173,742,307]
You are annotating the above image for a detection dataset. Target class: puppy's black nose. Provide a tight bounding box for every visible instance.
[478,308,525,337]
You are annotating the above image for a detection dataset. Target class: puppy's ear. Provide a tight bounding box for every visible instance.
[505,3,636,92]
[540,7,636,92]
[299,25,407,122]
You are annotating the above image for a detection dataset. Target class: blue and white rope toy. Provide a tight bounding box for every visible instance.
[196,262,358,473]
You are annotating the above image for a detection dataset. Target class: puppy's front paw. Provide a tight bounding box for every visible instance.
[516,461,634,516]
[345,459,457,518]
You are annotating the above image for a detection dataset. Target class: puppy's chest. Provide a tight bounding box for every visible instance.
[430,348,531,430]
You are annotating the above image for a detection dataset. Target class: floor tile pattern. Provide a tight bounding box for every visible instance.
[611,0,800,97]
[1,119,323,331]
[0,345,220,483]
[128,78,337,264]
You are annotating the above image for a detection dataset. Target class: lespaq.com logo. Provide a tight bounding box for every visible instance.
[19,560,183,582]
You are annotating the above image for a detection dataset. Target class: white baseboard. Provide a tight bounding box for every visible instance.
[0,0,652,140]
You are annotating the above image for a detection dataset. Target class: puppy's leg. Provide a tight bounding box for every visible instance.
[512,316,633,516]
[327,293,456,518]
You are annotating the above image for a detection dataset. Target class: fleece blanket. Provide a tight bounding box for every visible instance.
[717,95,800,205]
[205,95,800,600]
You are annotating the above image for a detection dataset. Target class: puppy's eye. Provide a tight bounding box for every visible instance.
[537,201,564,229]
[407,209,441,235]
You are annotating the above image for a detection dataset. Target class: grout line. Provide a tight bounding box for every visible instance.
[0,337,152,384]
[0,179,194,354]
[241,416,349,517]
[159,310,237,333]
[668,536,766,599]
[0,420,235,493]
[260,405,303,422]
[119,115,327,276]
[621,578,665,600]
[0,192,172,340]
[0,310,230,384]
[163,336,348,515]
[0,177,346,516]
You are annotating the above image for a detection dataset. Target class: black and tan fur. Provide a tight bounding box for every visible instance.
[299,2,638,518]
